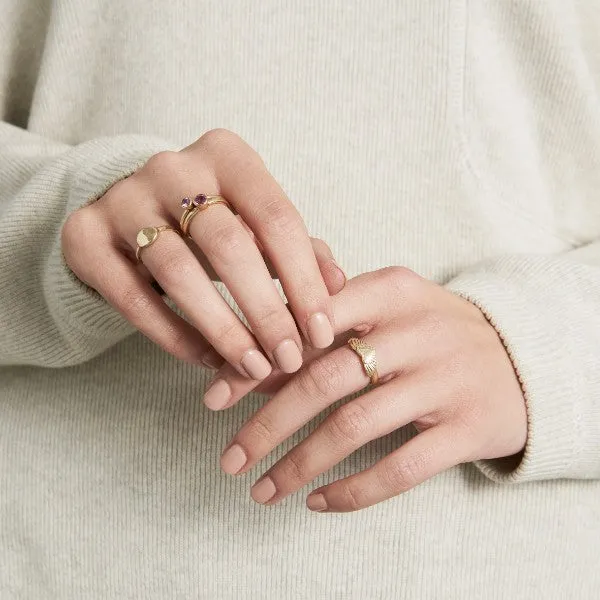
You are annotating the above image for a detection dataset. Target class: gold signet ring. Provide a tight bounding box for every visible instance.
[135,225,179,262]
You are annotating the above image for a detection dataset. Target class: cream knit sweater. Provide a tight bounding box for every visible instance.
[1,1,599,598]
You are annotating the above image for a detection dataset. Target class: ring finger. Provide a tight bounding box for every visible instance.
[134,222,273,380]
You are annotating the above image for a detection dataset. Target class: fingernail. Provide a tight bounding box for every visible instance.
[306,313,334,348]
[306,493,327,512]
[240,349,272,380]
[251,476,276,504]
[273,339,303,373]
[331,260,347,287]
[220,444,247,475]
[203,379,231,410]
[202,348,224,370]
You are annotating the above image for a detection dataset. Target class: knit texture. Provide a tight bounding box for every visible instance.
[1,0,599,598]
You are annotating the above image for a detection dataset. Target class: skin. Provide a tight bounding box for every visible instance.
[61,129,343,378]
[208,267,528,513]
[61,128,526,513]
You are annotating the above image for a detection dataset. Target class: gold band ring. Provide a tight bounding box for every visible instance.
[179,194,232,237]
[347,337,379,385]
[135,225,179,262]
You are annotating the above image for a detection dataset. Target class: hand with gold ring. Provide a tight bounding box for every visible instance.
[61,129,345,379]
[211,267,528,512]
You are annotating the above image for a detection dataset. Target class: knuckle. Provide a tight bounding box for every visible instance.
[196,129,250,163]
[302,357,345,399]
[103,173,136,201]
[209,319,240,348]
[143,150,181,176]
[279,451,308,484]
[327,402,372,445]
[249,305,285,337]
[160,323,190,359]
[253,193,304,238]
[156,250,196,287]
[61,208,107,284]
[205,223,247,265]
[380,265,421,293]
[340,484,363,512]
[381,453,427,493]
[200,128,238,149]
[118,286,153,320]
[61,208,94,256]
[102,176,151,216]
[245,412,277,446]
[294,276,321,307]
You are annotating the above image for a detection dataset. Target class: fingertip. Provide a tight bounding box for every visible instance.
[311,237,346,295]
[306,492,328,512]
[310,236,334,259]
[273,339,303,374]
[203,379,232,410]
[201,348,225,370]
[240,349,273,380]
[306,312,335,349]
[324,259,346,295]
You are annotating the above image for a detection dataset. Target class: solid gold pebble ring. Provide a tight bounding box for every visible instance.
[179,194,233,237]
[347,337,379,386]
[135,225,179,262]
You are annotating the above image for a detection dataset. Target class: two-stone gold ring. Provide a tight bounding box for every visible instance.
[135,194,231,262]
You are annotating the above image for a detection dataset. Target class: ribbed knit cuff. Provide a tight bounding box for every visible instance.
[44,135,178,360]
[445,254,599,483]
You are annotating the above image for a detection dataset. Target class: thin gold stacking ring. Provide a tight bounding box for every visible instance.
[179,194,232,237]
[347,337,379,386]
[135,225,179,262]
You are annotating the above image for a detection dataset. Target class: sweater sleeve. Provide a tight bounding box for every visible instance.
[0,121,176,367]
[445,241,600,483]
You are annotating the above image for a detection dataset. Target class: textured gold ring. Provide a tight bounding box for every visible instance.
[135,225,179,262]
[347,337,379,385]
[179,194,232,237]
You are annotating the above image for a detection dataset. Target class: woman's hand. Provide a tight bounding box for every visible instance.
[214,267,528,512]
[62,129,343,378]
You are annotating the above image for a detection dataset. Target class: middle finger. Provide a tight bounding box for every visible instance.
[187,199,305,373]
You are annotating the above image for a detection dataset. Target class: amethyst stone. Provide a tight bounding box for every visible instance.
[193,194,207,207]
[181,197,192,209]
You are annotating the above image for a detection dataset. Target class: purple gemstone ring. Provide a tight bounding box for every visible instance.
[179,194,232,237]
[181,193,209,210]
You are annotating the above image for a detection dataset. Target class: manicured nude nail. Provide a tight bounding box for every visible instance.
[306,493,327,512]
[306,313,334,348]
[203,379,231,410]
[251,476,276,504]
[240,349,272,380]
[202,348,224,370]
[220,444,247,475]
[273,339,303,373]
